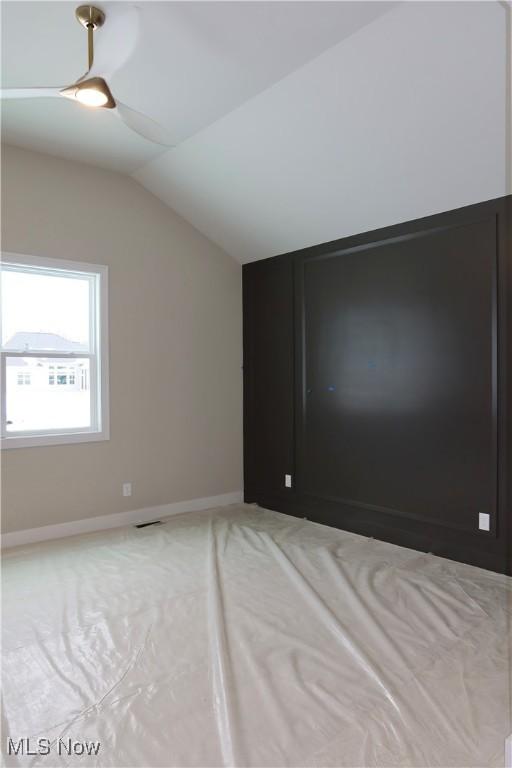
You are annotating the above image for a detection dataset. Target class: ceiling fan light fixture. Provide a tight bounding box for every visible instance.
[61,77,116,109]
[1,5,173,146]
[75,87,108,107]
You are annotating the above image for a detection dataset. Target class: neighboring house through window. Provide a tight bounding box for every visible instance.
[48,364,80,386]
[17,372,31,386]
[1,254,109,448]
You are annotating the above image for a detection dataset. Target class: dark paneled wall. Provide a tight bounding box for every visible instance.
[243,197,511,573]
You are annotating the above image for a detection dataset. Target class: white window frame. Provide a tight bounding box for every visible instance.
[0,253,109,449]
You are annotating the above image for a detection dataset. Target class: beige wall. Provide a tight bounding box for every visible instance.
[1,144,243,533]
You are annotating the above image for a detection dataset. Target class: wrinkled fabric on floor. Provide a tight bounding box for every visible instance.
[2,503,511,767]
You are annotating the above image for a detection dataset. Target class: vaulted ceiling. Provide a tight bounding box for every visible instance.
[2,1,509,262]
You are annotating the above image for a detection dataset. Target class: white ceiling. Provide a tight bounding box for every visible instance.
[134,1,509,262]
[1,2,509,261]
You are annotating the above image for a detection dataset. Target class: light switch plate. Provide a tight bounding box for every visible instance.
[478,512,490,531]
[285,474,292,488]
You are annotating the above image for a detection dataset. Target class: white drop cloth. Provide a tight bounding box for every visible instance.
[2,504,511,767]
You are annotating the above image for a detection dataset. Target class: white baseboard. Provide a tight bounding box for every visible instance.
[1,490,243,549]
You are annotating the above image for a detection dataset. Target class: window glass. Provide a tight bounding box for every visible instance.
[1,268,91,352]
[6,357,91,432]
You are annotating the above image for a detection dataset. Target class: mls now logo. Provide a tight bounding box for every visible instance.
[7,738,101,757]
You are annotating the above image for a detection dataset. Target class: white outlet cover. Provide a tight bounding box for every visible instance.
[123,483,132,497]
[478,512,490,532]
[505,734,512,768]
[285,474,292,488]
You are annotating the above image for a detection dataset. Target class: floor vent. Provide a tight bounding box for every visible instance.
[134,520,162,529]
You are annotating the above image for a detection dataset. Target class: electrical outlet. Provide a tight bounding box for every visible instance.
[505,734,512,768]
[478,512,490,531]
[123,482,132,497]
[285,474,292,488]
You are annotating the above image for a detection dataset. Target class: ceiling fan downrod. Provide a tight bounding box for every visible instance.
[75,5,105,70]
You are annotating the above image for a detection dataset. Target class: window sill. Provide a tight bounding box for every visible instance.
[1,429,110,450]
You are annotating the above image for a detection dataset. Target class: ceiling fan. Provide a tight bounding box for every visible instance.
[0,5,172,146]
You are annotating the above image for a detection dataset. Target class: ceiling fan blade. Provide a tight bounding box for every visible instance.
[0,87,62,100]
[88,6,140,79]
[115,101,174,147]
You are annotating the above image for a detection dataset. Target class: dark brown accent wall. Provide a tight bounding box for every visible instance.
[243,196,511,574]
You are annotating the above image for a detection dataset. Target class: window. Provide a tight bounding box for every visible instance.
[1,253,109,448]
[17,372,31,386]
[48,363,78,386]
